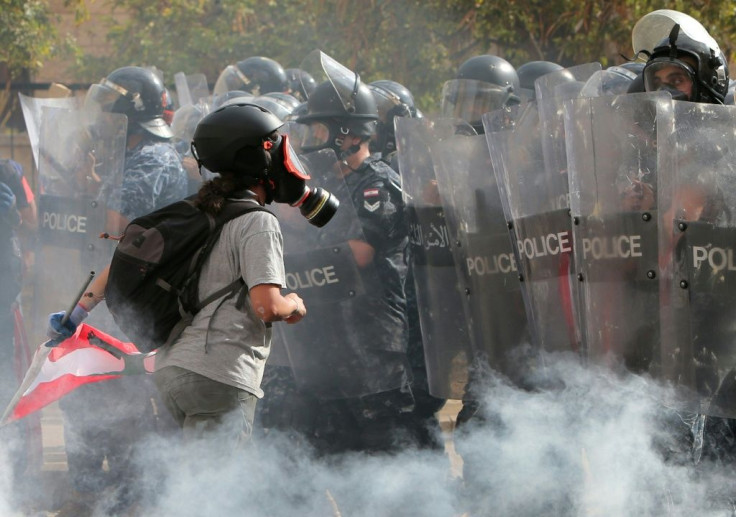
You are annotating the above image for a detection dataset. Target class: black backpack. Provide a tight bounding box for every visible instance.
[105,197,271,352]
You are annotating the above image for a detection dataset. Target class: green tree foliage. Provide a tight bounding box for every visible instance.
[0,0,83,126]
[66,0,736,113]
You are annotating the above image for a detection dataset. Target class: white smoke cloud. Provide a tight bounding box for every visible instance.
[1,351,735,515]
[115,353,736,516]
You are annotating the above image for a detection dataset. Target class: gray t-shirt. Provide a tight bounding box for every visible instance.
[155,200,285,397]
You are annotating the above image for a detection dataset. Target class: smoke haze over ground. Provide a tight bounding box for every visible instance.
[0,352,723,516]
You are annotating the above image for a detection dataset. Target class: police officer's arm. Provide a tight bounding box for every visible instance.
[249,284,306,324]
[348,239,375,267]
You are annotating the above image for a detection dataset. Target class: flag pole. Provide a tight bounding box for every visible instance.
[1,272,97,426]
[60,271,95,326]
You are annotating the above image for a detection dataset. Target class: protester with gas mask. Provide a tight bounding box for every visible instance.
[48,102,328,451]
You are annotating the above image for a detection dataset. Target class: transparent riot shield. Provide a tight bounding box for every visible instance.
[658,101,736,418]
[485,102,579,355]
[429,118,531,385]
[18,93,79,170]
[565,92,671,373]
[394,117,472,400]
[271,149,406,400]
[31,106,126,340]
[174,72,210,107]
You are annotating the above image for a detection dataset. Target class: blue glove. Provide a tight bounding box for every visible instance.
[0,182,16,217]
[46,304,88,346]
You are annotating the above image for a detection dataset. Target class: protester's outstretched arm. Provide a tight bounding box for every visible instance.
[249,284,306,324]
[46,266,109,345]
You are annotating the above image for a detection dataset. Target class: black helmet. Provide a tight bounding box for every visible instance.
[643,24,728,104]
[295,76,378,154]
[212,90,254,109]
[442,55,520,133]
[457,55,521,92]
[214,57,287,96]
[86,66,172,139]
[191,103,283,177]
[368,81,415,157]
[285,68,317,102]
[262,92,301,111]
[517,61,563,99]
[369,80,417,116]
[250,95,296,121]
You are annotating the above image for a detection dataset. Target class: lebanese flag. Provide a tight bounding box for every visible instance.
[1,323,155,424]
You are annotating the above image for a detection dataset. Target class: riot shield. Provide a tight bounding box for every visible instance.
[174,72,210,107]
[658,101,736,418]
[394,117,472,400]
[271,149,406,400]
[578,68,637,98]
[428,118,531,384]
[565,92,671,373]
[18,93,79,170]
[31,106,126,341]
[485,102,579,355]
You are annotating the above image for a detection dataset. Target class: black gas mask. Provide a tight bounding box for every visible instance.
[266,133,339,227]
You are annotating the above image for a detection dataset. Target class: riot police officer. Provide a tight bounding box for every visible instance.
[53,65,187,516]
[291,58,421,453]
[441,54,521,134]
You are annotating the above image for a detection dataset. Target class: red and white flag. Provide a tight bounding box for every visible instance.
[1,323,155,424]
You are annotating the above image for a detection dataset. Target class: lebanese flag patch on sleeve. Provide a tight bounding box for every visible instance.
[363,188,381,212]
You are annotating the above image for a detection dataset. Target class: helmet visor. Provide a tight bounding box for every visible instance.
[441,79,519,124]
[643,59,695,96]
[369,86,401,123]
[84,82,124,114]
[214,65,251,96]
[295,121,332,150]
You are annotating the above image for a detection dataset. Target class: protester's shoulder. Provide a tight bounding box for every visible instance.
[229,203,280,236]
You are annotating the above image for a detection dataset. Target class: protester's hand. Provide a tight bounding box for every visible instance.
[284,292,306,324]
[46,304,88,346]
[0,183,16,217]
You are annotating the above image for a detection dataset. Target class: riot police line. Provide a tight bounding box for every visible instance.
[5,6,736,516]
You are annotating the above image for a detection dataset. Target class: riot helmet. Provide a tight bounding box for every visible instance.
[285,68,317,102]
[213,56,288,97]
[85,66,173,139]
[517,60,563,100]
[262,92,301,111]
[212,90,254,109]
[442,54,521,133]
[368,81,415,158]
[251,95,297,121]
[643,24,729,104]
[295,75,378,156]
[457,55,521,91]
[369,80,417,116]
[192,103,338,226]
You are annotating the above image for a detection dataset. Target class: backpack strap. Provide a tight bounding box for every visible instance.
[163,202,275,349]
